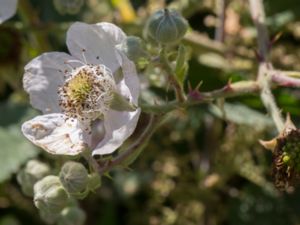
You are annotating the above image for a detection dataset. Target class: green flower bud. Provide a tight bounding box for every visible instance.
[34,175,69,214]
[17,160,51,197]
[39,209,60,224]
[59,161,89,194]
[53,0,84,15]
[145,8,188,44]
[117,36,147,62]
[57,207,86,225]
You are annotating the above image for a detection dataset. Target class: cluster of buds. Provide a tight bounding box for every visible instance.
[18,160,100,224]
[261,116,300,192]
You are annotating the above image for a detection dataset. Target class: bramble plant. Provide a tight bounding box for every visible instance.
[2,0,300,224]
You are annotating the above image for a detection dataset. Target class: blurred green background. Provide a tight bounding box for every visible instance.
[1,0,300,224]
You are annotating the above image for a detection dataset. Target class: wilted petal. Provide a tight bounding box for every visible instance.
[24,52,80,113]
[0,0,17,24]
[66,22,126,72]
[22,114,91,155]
[92,109,141,155]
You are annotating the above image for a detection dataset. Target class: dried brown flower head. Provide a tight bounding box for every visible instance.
[272,129,300,191]
[260,115,300,191]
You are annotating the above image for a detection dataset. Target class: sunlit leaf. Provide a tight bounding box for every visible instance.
[210,102,274,130]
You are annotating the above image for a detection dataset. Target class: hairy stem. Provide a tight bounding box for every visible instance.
[160,48,186,102]
[214,0,227,42]
[249,0,269,62]
[98,114,162,175]
[141,80,260,113]
[259,64,285,131]
[249,0,285,132]
[271,71,300,87]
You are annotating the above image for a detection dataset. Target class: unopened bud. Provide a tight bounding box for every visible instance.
[17,160,51,197]
[145,8,188,44]
[117,36,147,62]
[53,0,84,15]
[57,207,86,225]
[59,161,89,194]
[34,175,69,214]
[39,209,60,224]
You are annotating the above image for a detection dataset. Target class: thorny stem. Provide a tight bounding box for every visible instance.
[141,80,260,113]
[271,70,300,88]
[214,0,227,42]
[249,0,269,62]
[141,68,300,115]
[98,114,161,175]
[259,63,285,131]
[249,0,285,132]
[160,47,186,102]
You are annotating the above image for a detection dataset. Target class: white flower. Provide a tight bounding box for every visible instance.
[22,22,141,156]
[0,0,18,24]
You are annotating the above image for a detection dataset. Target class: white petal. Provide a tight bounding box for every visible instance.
[116,51,140,105]
[23,52,80,113]
[92,109,141,155]
[0,0,17,24]
[22,114,91,155]
[66,22,126,72]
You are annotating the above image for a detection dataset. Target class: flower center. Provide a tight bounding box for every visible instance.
[58,64,116,121]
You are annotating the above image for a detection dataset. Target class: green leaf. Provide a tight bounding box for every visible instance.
[0,102,38,182]
[175,44,189,84]
[0,125,37,182]
[0,215,20,225]
[209,102,274,130]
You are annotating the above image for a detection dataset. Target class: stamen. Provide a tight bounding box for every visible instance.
[81,49,87,64]
[64,61,75,70]
[58,62,116,122]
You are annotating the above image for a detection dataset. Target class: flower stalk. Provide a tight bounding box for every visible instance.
[160,47,186,102]
[98,114,162,175]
